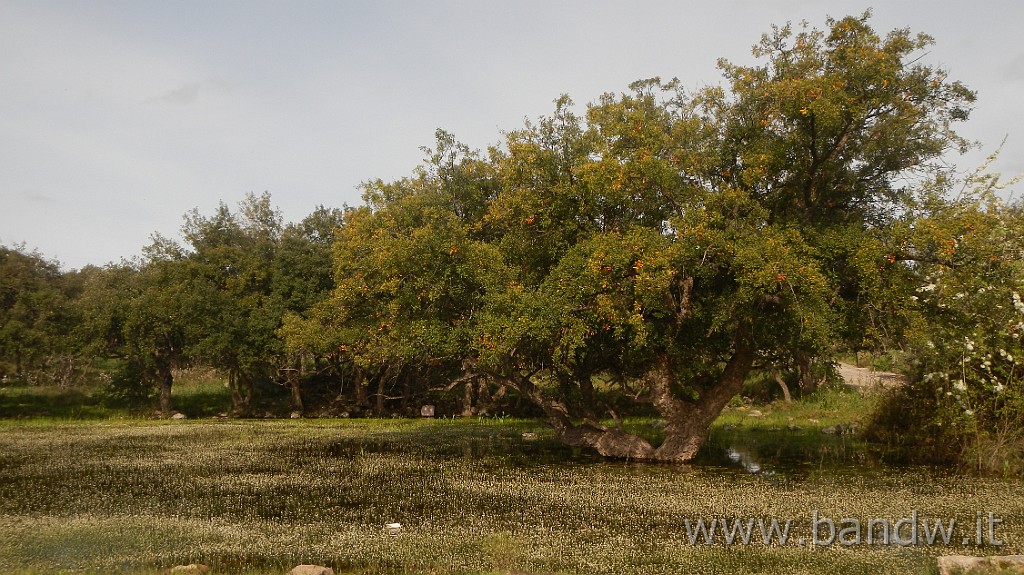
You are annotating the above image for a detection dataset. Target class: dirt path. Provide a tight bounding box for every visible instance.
[836,362,905,391]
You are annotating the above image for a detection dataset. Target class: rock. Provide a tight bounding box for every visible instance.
[170,412,187,420]
[170,565,209,574]
[521,432,538,441]
[822,422,860,435]
[290,411,302,419]
[787,424,803,431]
[937,555,1024,575]
[420,404,435,417]
[288,566,335,575]
[384,522,402,535]
[747,410,764,417]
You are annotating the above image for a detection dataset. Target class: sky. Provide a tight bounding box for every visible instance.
[3,1,1023,271]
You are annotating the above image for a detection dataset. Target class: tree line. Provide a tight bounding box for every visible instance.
[2,13,1021,463]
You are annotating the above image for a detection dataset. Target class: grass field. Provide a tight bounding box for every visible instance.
[0,389,1021,575]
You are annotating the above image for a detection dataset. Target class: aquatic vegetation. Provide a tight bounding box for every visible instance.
[0,418,1020,574]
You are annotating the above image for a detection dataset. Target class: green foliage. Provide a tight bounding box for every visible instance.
[169,193,345,414]
[866,168,1024,472]
[281,13,982,459]
[0,245,78,383]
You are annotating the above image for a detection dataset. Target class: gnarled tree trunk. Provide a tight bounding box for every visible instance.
[649,337,755,461]
[494,329,756,462]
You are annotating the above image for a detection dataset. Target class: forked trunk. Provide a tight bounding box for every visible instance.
[504,329,755,462]
[374,364,396,415]
[650,336,756,462]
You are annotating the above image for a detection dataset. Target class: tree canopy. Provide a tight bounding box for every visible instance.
[284,12,981,460]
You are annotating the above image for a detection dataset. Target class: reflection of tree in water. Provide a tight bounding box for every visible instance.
[727,446,764,474]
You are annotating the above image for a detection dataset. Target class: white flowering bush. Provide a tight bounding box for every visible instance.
[915,286,1024,470]
[869,171,1024,472]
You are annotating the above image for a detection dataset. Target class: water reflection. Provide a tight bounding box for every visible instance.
[300,423,879,476]
[726,446,764,474]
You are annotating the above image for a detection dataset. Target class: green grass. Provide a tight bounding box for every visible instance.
[170,368,234,417]
[0,383,123,419]
[0,367,235,420]
[0,402,1020,575]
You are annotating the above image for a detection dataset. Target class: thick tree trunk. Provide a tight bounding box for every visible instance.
[475,380,505,416]
[651,335,756,462]
[374,364,395,415]
[152,349,174,418]
[499,328,755,462]
[228,369,253,416]
[375,375,386,415]
[461,378,475,417]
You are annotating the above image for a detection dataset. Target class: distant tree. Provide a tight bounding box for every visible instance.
[283,132,505,415]
[272,205,345,411]
[0,245,75,383]
[176,192,286,414]
[128,242,192,416]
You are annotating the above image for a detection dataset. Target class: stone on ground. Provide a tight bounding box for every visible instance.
[288,565,335,575]
[937,555,1024,574]
[169,565,208,574]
